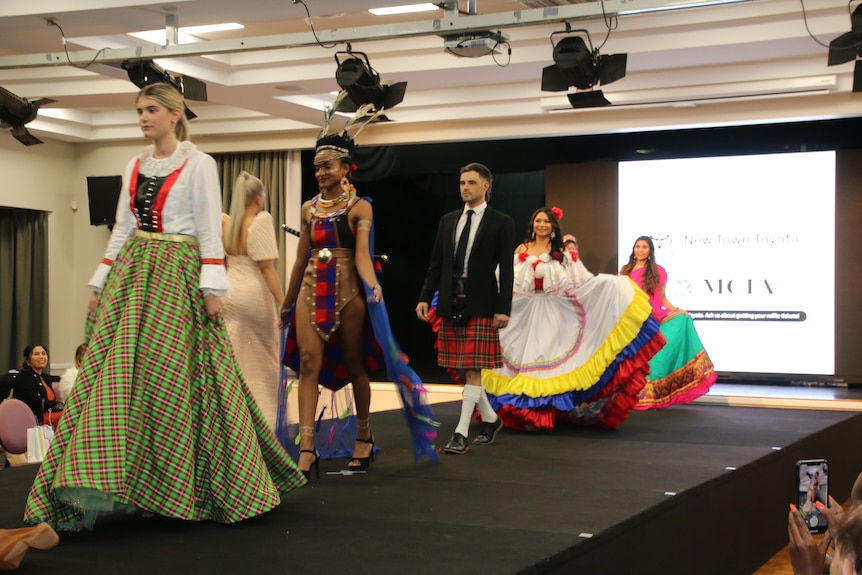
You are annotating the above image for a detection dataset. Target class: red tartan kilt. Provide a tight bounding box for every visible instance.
[437,316,502,370]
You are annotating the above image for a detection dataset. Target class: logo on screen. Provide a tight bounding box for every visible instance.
[650,234,671,248]
[703,279,773,294]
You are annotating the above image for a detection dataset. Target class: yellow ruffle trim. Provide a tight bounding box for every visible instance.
[482,281,653,399]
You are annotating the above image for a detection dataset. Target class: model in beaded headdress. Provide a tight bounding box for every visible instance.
[276,102,436,474]
[279,98,439,478]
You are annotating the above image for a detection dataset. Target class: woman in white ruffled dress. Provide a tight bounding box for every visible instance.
[482,207,665,431]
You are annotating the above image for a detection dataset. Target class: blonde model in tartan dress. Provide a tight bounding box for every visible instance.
[24,84,305,531]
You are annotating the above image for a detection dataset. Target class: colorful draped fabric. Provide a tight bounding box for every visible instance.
[482,254,665,431]
[628,265,717,410]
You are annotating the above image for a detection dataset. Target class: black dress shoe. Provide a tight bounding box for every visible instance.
[473,417,503,445]
[444,432,469,454]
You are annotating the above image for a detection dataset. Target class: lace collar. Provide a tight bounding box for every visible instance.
[137,140,196,177]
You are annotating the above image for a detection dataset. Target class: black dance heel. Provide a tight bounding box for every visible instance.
[299,449,320,480]
[347,435,375,471]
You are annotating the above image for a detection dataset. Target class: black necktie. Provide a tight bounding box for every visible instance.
[454,209,474,277]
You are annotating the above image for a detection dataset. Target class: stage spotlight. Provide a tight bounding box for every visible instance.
[827,3,862,93]
[828,3,862,66]
[334,50,407,113]
[121,59,208,119]
[0,85,56,146]
[541,29,627,107]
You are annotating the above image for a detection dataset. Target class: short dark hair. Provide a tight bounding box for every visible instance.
[460,162,492,200]
[460,162,492,185]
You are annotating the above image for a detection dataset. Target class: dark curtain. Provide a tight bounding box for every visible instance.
[213,151,287,281]
[0,207,49,372]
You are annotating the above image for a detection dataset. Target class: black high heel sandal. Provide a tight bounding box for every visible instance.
[347,435,375,471]
[299,449,320,480]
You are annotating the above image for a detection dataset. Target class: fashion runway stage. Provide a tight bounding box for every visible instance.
[2,399,861,575]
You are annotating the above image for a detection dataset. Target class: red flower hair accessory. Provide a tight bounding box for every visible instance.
[551,206,563,221]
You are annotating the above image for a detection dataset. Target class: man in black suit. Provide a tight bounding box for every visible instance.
[416,162,515,454]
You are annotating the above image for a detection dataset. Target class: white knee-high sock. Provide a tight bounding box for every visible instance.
[455,385,481,437]
[476,387,498,423]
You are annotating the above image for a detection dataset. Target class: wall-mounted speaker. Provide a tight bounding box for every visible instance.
[87,175,122,227]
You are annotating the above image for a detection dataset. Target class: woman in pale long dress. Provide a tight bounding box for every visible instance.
[222,172,283,427]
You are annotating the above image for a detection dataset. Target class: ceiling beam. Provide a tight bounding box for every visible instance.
[0,0,758,69]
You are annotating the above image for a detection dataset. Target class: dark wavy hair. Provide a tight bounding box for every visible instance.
[619,235,660,294]
[524,207,567,263]
[20,343,48,369]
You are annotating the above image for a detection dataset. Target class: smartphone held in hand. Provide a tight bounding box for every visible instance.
[795,459,829,533]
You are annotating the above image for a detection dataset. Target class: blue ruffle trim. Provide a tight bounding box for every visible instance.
[487,314,661,411]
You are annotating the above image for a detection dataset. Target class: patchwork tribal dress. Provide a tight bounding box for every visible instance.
[24,142,306,530]
[628,265,717,409]
[281,196,437,462]
[482,252,666,431]
[282,197,384,389]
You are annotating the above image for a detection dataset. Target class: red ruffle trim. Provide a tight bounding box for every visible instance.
[498,330,667,431]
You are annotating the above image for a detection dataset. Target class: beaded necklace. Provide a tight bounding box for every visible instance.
[312,177,357,219]
[316,190,348,209]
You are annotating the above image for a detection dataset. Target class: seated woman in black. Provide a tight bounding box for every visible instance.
[12,344,63,427]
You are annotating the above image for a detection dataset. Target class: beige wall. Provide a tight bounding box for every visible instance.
[0,136,79,369]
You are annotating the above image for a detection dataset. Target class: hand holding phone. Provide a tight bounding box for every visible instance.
[796,459,829,533]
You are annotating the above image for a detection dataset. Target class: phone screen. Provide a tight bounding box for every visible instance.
[796,460,829,533]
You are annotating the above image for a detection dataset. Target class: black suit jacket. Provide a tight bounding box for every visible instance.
[419,205,515,319]
[10,367,62,419]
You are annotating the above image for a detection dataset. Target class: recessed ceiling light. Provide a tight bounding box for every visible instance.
[369,3,439,16]
[128,22,243,45]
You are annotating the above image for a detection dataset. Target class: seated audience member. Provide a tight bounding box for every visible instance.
[57,344,87,403]
[11,344,63,427]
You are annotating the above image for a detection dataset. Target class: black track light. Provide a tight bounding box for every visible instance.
[0,85,55,146]
[541,29,627,108]
[333,50,407,113]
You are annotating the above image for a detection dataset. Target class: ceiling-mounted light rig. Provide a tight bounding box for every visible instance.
[0,85,56,146]
[540,26,627,108]
[121,59,208,119]
[827,2,862,93]
[333,47,407,114]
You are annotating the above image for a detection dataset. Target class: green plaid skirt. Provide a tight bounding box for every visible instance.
[24,234,306,530]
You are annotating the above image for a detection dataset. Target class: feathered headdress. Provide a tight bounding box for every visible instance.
[315,93,388,164]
